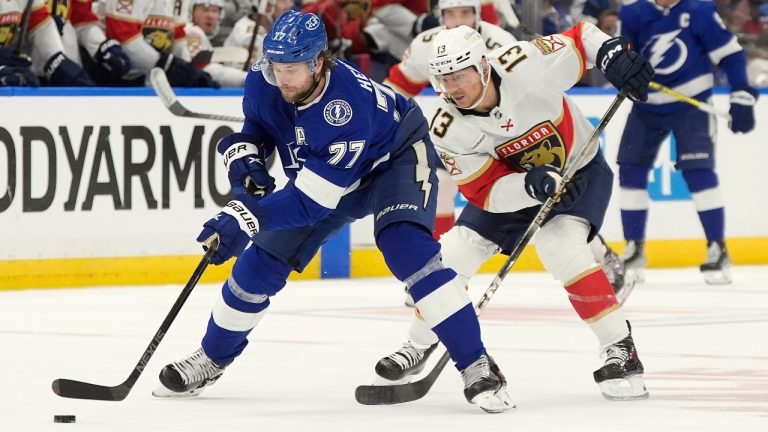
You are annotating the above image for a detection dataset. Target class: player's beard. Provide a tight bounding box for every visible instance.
[280,73,321,104]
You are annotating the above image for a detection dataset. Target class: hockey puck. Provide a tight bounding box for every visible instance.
[54,415,76,423]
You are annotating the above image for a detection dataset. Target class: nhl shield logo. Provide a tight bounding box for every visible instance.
[324,100,353,126]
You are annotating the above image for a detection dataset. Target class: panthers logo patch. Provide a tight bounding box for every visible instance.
[143,16,176,53]
[495,121,566,171]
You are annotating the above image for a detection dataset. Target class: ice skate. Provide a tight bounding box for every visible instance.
[602,246,635,304]
[461,354,514,413]
[152,348,226,398]
[700,241,732,285]
[621,240,647,283]
[375,341,436,383]
[593,322,648,401]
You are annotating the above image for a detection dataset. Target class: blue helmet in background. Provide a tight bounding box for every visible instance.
[262,11,328,64]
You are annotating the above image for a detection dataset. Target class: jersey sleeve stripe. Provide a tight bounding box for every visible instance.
[560,22,587,79]
[294,167,346,210]
[456,157,518,210]
[385,64,428,98]
[708,36,743,65]
[556,98,575,157]
[27,5,52,33]
[105,15,142,42]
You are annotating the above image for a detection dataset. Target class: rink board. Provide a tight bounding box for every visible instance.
[1,87,767,289]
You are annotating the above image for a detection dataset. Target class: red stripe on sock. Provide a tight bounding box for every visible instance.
[565,269,618,320]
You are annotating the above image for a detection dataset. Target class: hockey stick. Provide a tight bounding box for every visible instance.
[242,0,269,71]
[355,91,629,406]
[149,68,245,122]
[12,0,34,55]
[52,238,219,401]
[648,81,732,121]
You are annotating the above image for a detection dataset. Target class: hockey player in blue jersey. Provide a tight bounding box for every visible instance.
[617,0,757,285]
[152,10,513,413]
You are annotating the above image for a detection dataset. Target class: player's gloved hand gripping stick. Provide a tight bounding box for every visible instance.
[355,91,630,406]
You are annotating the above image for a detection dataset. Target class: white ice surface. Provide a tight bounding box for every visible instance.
[1,266,766,431]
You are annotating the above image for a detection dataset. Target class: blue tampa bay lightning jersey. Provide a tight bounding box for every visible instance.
[620,0,748,112]
[236,59,413,231]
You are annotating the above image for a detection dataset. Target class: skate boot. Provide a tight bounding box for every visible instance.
[602,247,635,305]
[152,348,227,398]
[461,354,514,413]
[621,240,647,283]
[700,241,732,285]
[593,322,648,401]
[375,341,437,382]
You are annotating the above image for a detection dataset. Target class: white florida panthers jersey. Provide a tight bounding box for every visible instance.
[431,21,611,214]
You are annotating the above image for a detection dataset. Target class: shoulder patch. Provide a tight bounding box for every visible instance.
[323,100,353,126]
[531,35,566,55]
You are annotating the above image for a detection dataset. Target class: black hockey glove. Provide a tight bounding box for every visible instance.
[0,48,39,86]
[597,37,653,102]
[95,39,132,77]
[157,52,219,88]
[218,133,275,199]
[197,199,261,265]
[524,164,586,211]
[728,86,757,133]
[43,52,95,86]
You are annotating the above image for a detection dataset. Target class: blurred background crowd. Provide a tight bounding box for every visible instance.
[2,0,767,89]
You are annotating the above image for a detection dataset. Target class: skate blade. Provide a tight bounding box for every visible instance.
[598,375,649,401]
[702,269,732,285]
[471,388,516,413]
[152,385,205,398]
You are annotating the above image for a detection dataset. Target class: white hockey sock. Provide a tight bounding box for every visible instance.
[590,309,630,351]
[408,313,439,348]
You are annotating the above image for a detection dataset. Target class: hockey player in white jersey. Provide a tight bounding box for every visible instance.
[387,0,630,305]
[0,0,93,85]
[185,0,247,86]
[104,0,217,86]
[375,24,654,401]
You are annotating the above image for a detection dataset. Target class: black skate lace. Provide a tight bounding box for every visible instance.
[172,349,221,385]
[387,342,425,369]
[461,356,491,387]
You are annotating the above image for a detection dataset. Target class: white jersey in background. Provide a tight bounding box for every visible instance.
[431,21,610,213]
[386,21,516,98]
[222,14,264,68]
[104,0,190,75]
[185,22,246,86]
[0,0,66,74]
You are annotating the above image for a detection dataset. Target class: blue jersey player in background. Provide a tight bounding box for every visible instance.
[152,10,513,413]
[617,0,757,285]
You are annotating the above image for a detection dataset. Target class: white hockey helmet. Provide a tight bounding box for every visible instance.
[438,0,481,20]
[429,25,490,108]
[189,0,226,36]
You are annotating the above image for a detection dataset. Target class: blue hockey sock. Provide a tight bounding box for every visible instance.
[621,209,648,241]
[619,165,650,241]
[682,169,724,242]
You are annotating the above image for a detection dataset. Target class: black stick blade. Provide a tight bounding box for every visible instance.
[355,352,451,405]
[52,379,130,401]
